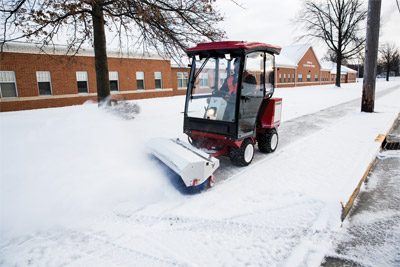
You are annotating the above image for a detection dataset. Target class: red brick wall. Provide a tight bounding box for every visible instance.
[275,48,325,88]
[275,68,296,88]
[0,52,176,111]
[320,71,331,84]
[348,72,357,83]
[296,48,321,87]
[0,95,97,112]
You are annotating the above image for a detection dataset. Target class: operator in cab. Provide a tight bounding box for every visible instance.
[218,57,257,121]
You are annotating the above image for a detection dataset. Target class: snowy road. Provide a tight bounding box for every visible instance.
[215,84,400,181]
[1,81,400,266]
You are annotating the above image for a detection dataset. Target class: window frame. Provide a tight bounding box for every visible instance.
[136,71,145,90]
[154,71,162,89]
[0,71,18,98]
[177,72,188,89]
[36,71,53,96]
[109,71,119,91]
[298,74,303,82]
[76,71,89,93]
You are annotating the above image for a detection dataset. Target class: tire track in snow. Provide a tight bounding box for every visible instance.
[65,230,191,267]
[104,198,333,265]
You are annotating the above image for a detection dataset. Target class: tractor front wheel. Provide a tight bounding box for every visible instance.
[257,128,278,153]
[229,138,255,166]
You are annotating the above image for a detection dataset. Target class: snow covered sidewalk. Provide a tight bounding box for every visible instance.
[1,81,400,266]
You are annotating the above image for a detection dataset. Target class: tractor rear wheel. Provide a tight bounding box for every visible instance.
[257,128,278,153]
[229,138,255,166]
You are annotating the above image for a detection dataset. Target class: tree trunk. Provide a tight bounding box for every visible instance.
[92,1,110,106]
[335,59,341,87]
[386,67,389,81]
[361,0,381,112]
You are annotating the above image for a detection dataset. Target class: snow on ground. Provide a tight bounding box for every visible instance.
[1,80,400,266]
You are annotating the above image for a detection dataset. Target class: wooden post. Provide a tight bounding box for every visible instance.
[361,0,381,112]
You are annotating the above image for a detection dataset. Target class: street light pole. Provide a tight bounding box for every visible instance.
[361,0,382,112]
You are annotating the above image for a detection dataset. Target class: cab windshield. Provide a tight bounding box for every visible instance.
[186,56,240,122]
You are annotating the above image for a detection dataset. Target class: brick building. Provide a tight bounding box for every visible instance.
[0,42,357,112]
[0,42,190,112]
[275,44,357,88]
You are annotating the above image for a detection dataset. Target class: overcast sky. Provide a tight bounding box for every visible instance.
[215,0,400,61]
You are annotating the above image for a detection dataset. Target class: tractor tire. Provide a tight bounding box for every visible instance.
[257,128,278,153]
[229,138,255,166]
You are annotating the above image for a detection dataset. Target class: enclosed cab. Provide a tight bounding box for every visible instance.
[183,41,282,166]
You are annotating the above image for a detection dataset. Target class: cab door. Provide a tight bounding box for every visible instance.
[237,52,266,139]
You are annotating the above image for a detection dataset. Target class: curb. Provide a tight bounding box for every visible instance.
[340,113,399,221]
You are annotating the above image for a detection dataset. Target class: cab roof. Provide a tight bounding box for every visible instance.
[186,41,281,57]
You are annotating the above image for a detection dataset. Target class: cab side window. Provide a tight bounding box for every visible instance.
[243,52,263,97]
[265,53,274,97]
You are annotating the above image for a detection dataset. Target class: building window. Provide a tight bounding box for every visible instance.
[219,72,227,86]
[307,74,311,82]
[136,71,145,90]
[292,74,294,83]
[279,73,282,83]
[109,71,119,91]
[154,72,162,89]
[76,71,89,93]
[36,71,52,95]
[284,74,286,83]
[177,72,188,88]
[298,74,303,82]
[0,71,18,97]
[315,74,318,81]
[199,73,209,87]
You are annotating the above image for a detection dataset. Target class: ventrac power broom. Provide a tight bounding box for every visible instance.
[148,41,282,189]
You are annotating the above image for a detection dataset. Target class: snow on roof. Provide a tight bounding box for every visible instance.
[275,44,312,68]
[321,61,358,74]
[1,41,166,60]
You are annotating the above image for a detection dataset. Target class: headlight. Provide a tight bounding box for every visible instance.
[206,108,217,120]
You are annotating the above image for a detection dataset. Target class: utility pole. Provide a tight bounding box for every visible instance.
[361,0,381,112]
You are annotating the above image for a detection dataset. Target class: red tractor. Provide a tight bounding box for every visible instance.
[148,41,282,188]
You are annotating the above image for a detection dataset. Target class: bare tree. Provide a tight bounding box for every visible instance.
[0,0,226,105]
[294,0,367,87]
[379,43,400,81]
[321,49,348,64]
